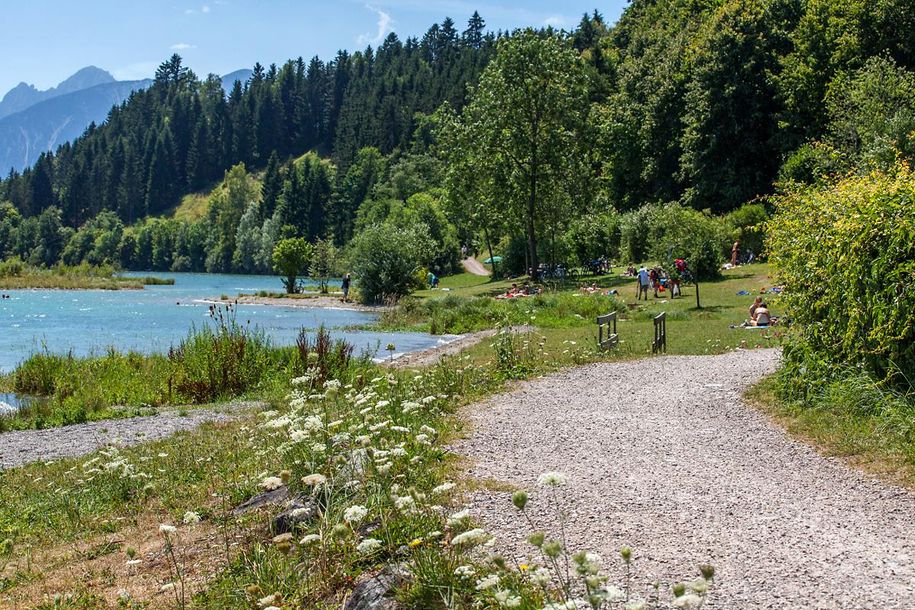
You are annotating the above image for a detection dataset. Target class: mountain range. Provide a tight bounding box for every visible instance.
[0,67,253,174]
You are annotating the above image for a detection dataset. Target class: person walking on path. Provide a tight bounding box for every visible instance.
[637,265,650,301]
[341,273,351,302]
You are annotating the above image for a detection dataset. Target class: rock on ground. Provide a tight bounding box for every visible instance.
[0,402,261,470]
[456,349,915,609]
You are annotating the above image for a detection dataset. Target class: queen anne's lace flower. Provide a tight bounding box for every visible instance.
[451,528,490,546]
[261,476,283,491]
[537,471,568,487]
[182,511,201,525]
[343,505,369,523]
[356,538,382,553]
[475,574,500,590]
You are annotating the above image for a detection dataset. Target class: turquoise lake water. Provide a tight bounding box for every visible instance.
[0,272,452,374]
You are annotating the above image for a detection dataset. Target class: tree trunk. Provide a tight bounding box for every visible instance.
[483,225,498,279]
[527,168,539,281]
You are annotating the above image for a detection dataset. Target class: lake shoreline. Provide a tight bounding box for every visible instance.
[235,294,391,313]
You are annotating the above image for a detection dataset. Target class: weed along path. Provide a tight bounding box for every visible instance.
[457,349,915,609]
[0,401,261,469]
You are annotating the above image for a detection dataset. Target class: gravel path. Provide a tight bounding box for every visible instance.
[457,350,915,609]
[461,257,491,276]
[0,402,262,470]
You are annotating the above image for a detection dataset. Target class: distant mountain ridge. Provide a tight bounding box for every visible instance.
[0,66,115,119]
[0,67,251,173]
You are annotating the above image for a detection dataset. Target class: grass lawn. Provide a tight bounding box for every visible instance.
[400,263,783,360]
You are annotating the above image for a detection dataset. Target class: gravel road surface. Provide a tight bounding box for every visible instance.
[457,349,915,609]
[0,402,261,469]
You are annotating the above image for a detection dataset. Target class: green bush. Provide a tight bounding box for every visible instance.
[348,223,434,304]
[768,163,915,391]
[647,203,729,280]
[724,203,769,260]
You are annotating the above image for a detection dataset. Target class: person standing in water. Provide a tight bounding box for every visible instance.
[341,273,351,302]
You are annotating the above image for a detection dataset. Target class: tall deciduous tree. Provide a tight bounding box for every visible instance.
[446,31,589,278]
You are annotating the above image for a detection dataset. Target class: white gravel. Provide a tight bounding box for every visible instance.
[0,402,261,470]
[457,349,915,609]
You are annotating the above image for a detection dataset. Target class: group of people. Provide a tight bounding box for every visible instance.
[497,282,542,299]
[636,265,681,300]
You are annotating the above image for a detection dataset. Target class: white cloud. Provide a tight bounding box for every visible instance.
[170,43,197,51]
[201,5,211,13]
[543,15,572,28]
[356,5,394,46]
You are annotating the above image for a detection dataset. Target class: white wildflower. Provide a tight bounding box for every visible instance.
[451,528,490,546]
[625,599,647,610]
[182,511,201,525]
[447,509,470,526]
[261,476,284,491]
[301,473,327,487]
[432,482,456,495]
[126,559,142,566]
[672,594,703,608]
[158,524,177,534]
[343,504,369,523]
[475,574,500,590]
[537,471,568,487]
[454,565,475,578]
[299,534,322,546]
[357,538,383,553]
[419,425,436,435]
[531,567,552,584]
[394,495,416,511]
[494,589,522,607]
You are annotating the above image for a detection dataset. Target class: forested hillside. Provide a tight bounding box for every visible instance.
[0,1,913,276]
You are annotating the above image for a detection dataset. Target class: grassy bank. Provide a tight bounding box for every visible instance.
[0,258,173,290]
[749,373,915,488]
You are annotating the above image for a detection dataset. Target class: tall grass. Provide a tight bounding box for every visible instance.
[2,307,365,430]
[168,304,274,403]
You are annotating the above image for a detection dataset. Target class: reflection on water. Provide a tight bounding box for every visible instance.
[0,272,449,374]
[0,392,46,414]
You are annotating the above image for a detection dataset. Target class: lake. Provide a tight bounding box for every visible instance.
[0,272,452,374]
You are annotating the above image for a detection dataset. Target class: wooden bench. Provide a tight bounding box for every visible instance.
[597,311,619,351]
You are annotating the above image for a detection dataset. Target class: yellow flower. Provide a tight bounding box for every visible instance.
[408,538,423,548]
[519,563,529,572]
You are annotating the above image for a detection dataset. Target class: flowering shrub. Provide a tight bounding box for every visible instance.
[768,163,915,392]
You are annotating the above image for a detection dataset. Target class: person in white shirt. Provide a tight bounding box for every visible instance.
[637,266,650,301]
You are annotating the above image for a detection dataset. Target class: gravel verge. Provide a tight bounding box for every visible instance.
[0,401,262,470]
[456,349,915,609]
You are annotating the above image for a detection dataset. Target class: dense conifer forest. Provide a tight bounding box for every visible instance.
[0,1,913,275]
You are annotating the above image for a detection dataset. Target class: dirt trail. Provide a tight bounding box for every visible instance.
[461,257,491,276]
[457,349,915,609]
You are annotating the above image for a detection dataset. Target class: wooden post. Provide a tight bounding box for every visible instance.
[652,312,667,354]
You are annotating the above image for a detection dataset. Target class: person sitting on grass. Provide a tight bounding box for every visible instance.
[750,302,771,326]
[749,296,762,322]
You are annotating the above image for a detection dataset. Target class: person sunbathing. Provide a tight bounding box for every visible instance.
[749,302,771,327]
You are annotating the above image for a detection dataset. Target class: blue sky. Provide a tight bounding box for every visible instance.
[1,1,627,94]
